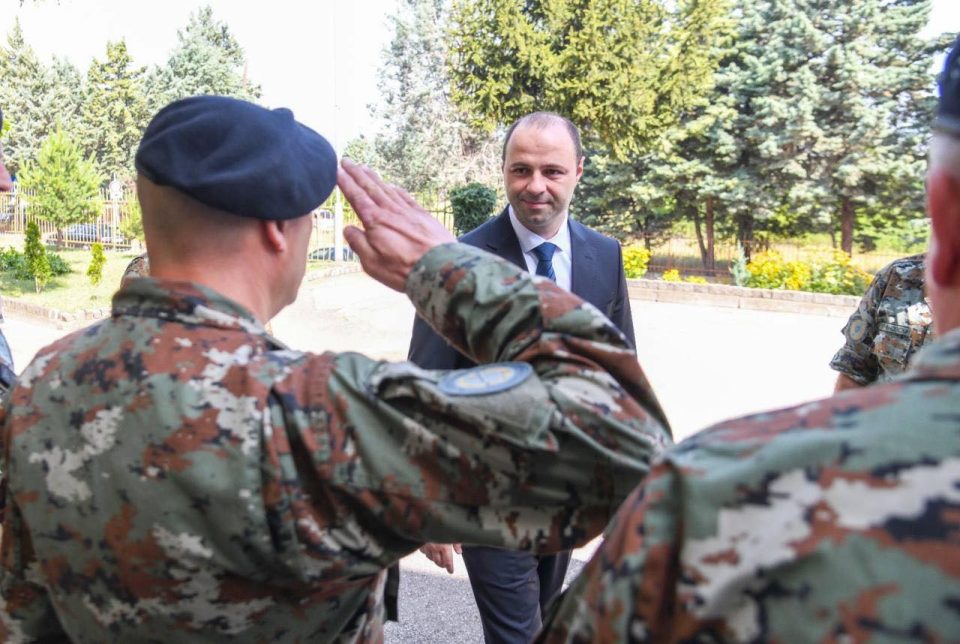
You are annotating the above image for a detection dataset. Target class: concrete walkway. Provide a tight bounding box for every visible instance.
[1,270,849,643]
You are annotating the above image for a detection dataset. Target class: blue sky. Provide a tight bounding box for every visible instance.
[2,0,957,150]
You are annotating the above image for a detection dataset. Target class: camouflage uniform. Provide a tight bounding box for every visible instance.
[540,328,960,642]
[121,252,150,287]
[0,244,670,642]
[830,254,933,384]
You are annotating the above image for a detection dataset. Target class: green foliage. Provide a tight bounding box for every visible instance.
[147,6,261,112]
[448,0,731,159]
[807,251,874,296]
[1,247,71,280]
[0,20,84,175]
[23,220,51,292]
[80,40,149,180]
[450,182,496,234]
[86,242,106,286]
[745,250,872,295]
[622,245,651,279]
[374,0,500,193]
[119,197,145,243]
[730,244,749,287]
[18,127,104,248]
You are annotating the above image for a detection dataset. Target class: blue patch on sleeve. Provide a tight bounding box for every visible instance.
[438,362,533,397]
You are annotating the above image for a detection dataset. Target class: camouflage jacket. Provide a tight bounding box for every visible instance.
[0,243,670,643]
[541,326,960,642]
[830,254,933,384]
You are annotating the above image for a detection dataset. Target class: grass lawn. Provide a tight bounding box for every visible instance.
[1,248,141,313]
[0,245,343,313]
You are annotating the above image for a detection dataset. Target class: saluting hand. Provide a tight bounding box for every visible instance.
[337,159,455,292]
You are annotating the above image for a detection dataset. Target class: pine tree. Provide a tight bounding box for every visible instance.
[448,0,731,159]
[0,20,54,175]
[146,6,261,113]
[374,0,500,194]
[86,242,106,286]
[19,127,103,249]
[80,40,149,180]
[23,220,51,293]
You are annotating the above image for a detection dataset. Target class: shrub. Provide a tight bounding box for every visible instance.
[18,127,103,249]
[450,182,497,235]
[729,244,750,286]
[0,246,70,281]
[622,245,651,278]
[662,269,681,282]
[808,251,873,295]
[87,242,106,286]
[684,275,708,284]
[746,250,811,291]
[24,221,51,293]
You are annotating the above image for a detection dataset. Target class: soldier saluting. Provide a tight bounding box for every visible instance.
[0,96,670,641]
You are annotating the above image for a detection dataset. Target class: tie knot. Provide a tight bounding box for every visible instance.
[532,242,557,262]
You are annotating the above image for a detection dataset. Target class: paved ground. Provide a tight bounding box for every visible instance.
[1,270,848,643]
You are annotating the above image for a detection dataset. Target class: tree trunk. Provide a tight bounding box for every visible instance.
[840,198,854,256]
[705,196,716,271]
[692,207,708,269]
[737,215,754,262]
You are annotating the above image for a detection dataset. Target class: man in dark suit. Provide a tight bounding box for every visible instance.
[407,112,636,643]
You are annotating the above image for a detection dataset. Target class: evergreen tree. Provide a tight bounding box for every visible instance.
[23,220,51,293]
[448,0,731,158]
[374,0,501,194]
[147,5,260,112]
[0,20,53,175]
[19,127,104,249]
[87,242,106,286]
[80,40,149,180]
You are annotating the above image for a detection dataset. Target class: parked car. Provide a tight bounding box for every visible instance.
[308,246,357,261]
[64,223,125,246]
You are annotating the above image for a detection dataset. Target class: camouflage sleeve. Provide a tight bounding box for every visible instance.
[263,243,672,569]
[0,402,67,640]
[829,265,888,385]
[538,459,681,643]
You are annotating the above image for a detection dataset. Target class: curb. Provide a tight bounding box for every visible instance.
[627,278,860,317]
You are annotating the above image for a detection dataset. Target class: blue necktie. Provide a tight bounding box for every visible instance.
[532,242,557,282]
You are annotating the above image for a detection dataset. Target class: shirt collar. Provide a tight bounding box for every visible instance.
[507,205,572,256]
[112,277,288,348]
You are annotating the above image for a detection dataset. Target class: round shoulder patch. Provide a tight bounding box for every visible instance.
[848,318,868,342]
[438,362,534,397]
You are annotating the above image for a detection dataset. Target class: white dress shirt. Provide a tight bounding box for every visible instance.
[507,206,573,292]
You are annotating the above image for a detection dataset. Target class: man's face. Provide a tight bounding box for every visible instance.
[503,122,584,238]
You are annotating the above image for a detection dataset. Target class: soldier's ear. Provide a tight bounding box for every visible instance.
[927,169,960,287]
[261,219,288,254]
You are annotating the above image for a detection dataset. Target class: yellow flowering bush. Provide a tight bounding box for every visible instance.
[622,246,651,278]
[662,269,682,282]
[745,249,872,295]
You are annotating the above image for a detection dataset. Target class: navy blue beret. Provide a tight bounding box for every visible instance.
[135,96,337,220]
[936,37,960,137]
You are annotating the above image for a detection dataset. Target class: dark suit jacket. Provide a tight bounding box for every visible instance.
[409,207,635,369]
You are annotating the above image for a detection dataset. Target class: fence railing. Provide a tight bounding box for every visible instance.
[0,187,455,261]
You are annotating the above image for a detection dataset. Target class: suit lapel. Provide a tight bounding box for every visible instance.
[569,219,600,303]
[483,207,527,269]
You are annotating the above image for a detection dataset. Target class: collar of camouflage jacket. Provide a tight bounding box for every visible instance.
[903,326,960,381]
[111,277,287,348]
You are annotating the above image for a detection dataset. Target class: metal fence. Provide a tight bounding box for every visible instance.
[0,186,455,260]
[0,186,138,250]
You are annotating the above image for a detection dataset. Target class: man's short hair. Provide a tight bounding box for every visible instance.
[501,112,583,163]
